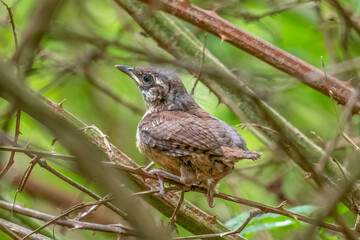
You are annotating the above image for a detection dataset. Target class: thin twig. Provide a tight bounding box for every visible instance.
[0,218,51,240]
[0,200,134,236]
[0,0,21,179]
[131,187,180,197]
[190,33,207,95]
[168,191,185,229]
[0,0,19,49]
[229,0,310,22]
[13,157,40,216]
[74,193,111,221]
[0,146,76,160]
[235,123,278,135]
[317,57,349,177]
[37,160,127,219]
[21,198,112,240]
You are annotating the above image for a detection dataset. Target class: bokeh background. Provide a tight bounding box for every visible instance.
[1,0,360,239]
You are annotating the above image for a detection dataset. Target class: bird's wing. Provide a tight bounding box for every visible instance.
[206,118,248,151]
[139,111,222,156]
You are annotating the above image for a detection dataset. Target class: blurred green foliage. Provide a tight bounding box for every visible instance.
[0,0,360,239]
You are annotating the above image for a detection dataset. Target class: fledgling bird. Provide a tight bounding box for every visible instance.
[115,65,261,207]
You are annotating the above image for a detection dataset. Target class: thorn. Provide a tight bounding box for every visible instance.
[206,9,220,18]
[219,33,229,44]
[179,0,191,8]
[57,98,67,108]
[304,172,312,179]
[344,79,353,87]
[51,137,59,146]
[292,215,299,222]
[16,130,22,135]
[207,215,217,223]
[277,200,287,209]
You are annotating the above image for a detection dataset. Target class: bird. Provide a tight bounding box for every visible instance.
[115,65,261,207]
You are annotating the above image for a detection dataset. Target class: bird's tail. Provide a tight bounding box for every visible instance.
[221,146,261,164]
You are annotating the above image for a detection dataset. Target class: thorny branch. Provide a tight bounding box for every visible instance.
[139,0,360,114]
[190,33,207,96]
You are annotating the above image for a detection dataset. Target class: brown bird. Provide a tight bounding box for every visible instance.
[115,65,261,207]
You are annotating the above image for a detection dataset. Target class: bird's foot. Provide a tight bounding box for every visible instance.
[147,169,181,195]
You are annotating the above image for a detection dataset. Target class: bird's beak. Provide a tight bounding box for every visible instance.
[114,65,142,86]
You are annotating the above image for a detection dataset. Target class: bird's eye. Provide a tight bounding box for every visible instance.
[143,74,154,85]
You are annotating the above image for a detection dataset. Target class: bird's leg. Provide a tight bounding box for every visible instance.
[206,165,234,207]
[147,169,182,194]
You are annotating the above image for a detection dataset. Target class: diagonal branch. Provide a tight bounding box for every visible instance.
[139,0,360,114]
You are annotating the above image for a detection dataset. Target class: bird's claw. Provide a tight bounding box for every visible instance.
[147,169,182,195]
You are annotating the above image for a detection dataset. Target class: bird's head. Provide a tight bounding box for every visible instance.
[115,65,197,112]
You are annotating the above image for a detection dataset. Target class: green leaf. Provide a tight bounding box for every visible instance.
[225,205,317,235]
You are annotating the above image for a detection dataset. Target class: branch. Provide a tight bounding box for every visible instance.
[0,218,51,240]
[0,146,75,161]
[139,0,360,114]
[0,200,133,236]
[0,0,21,179]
